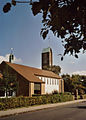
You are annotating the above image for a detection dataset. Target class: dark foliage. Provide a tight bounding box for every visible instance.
[3,3,11,13]
[0,65,17,97]
[2,0,86,59]
[62,74,85,95]
[43,65,61,75]
[0,94,73,110]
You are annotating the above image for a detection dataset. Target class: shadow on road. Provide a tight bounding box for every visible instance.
[65,101,86,109]
[77,106,86,109]
[77,101,86,109]
[66,106,86,109]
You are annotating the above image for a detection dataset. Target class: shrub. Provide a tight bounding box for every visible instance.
[63,92,71,95]
[0,102,5,110]
[82,94,86,99]
[0,94,73,110]
[52,90,58,95]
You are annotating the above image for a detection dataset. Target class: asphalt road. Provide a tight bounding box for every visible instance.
[1,101,86,120]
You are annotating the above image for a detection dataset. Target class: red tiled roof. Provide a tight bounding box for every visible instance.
[2,61,61,83]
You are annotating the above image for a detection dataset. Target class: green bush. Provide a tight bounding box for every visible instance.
[0,94,73,110]
[52,90,58,95]
[0,102,5,110]
[63,92,72,95]
[82,94,86,99]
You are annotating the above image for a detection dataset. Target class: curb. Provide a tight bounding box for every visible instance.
[0,99,86,117]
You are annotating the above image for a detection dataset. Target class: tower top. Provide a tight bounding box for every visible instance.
[42,47,52,53]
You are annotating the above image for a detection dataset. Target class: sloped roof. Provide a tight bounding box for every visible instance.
[1,61,61,83]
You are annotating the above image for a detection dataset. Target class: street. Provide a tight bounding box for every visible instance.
[1,101,86,120]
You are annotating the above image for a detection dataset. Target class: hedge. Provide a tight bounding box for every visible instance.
[82,94,86,99]
[0,94,73,110]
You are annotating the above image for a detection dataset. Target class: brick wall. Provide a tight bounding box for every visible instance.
[41,83,45,94]
[0,62,29,96]
[59,79,64,93]
[29,82,34,97]
[16,74,29,96]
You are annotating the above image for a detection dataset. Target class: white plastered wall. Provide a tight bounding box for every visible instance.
[38,76,59,94]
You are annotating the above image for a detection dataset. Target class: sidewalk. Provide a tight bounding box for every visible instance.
[0,99,86,117]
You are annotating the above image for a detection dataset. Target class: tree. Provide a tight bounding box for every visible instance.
[62,74,85,95]
[62,74,74,93]
[2,0,86,59]
[0,66,17,97]
[77,75,86,94]
[71,75,85,95]
[43,65,61,75]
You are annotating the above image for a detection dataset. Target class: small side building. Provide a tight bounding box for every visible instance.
[0,61,64,97]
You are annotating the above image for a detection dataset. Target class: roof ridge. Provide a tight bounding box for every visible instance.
[4,61,41,70]
[2,61,61,79]
[3,61,57,74]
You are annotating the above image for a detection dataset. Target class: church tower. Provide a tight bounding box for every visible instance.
[42,47,53,69]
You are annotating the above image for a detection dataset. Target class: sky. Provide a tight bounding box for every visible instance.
[0,0,86,75]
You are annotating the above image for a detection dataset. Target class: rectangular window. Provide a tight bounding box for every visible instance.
[34,83,41,90]
[55,79,56,85]
[53,79,55,85]
[50,78,51,85]
[0,90,5,97]
[51,78,52,85]
[52,79,53,85]
[45,78,47,84]
[42,77,44,81]
[44,77,46,83]
[34,83,41,94]
[57,79,58,85]
[8,90,13,96]
[47,78,48,84]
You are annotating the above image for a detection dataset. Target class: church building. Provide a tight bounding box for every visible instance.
[0,47,64,97]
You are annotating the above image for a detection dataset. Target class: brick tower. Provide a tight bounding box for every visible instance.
[42,47,53,69]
